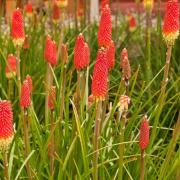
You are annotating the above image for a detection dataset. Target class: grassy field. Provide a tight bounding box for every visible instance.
[0,1,179,180]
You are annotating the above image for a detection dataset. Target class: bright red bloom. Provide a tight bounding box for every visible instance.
[91,48,108,101]
[0,100,14,151]
[48,86,56,110]
[101,0,110,10]
[26,75,33,94]
[107,40,115,70]
[163,0,179,46]
[5,54,16,79]
[84,43,90,67]
[52,3,60,22]
[98,5,112,48]
[20,80,31,108]
[44,36,58,66]
[25,2,33,15]
[129,16,136,32]
[139,116,149,150]
[11,8,25,46]
[74,34,87,70]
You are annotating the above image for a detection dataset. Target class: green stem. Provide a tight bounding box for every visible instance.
[23,108,32,180]
[8,79,14,100]
[45,63,53,125]
[140,150,145,180]
[50,110,55,178]
[93,101,102,180]
[159,112,180,179]
[4,151,9,180]
[16,46,21,98]
[118,111,126,180]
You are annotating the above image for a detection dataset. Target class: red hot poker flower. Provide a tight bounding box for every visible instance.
[0,100,14,151]
[25,2,33,16]
[163,0,179,46]
[74,34,87,70]
[44,36,58,66]
[139,115,150,150]
[129,16,136,32]
[107,40,115,70]
[84,43,90,67]
[98,5,112,48]
[11,8,25,47]
[5,54,16,79]
[91,48,108,101]
[20,80,31,108]
[52,3,60,23]
[101,0,110,10]
[48,86,56,110]
[26,75,33,94]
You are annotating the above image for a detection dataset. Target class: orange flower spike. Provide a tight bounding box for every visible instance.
[139,115,150,150]
[11,8,25,47]
[5,54,16,79]
[91,48,108,102]
[107,40,115,70]
[74,34,87,70]
[48,86,56,110]
[20,80,31,108]
[0,100,14,151]
[163,0,179,46]
[98,5,112,48]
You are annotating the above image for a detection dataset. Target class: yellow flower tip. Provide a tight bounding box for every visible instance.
[0,135,14,152]
[143,0,154,11]
[13,38,25,47]
[56,1,68,9]
[163,31,179,46]
[6,72,16,79]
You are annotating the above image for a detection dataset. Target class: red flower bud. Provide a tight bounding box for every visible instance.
[74,34,88,70]
[52,3,60,23]
[0,100,14,151]
[48,86,56,110]
[98,5,112,48]
[11,8,25,47]
[25,2,33,16]
[26,75,33,94]
[163,0,179,46]
[129,16,136,32]
[139,116,150,150]
[120,48,128,69]
[84,43,90,67]
[20,80,31,108]
[44,36,58,66]
[91,48,108,101]
[100,0,110,10]
[107,40,115,70]
[5,54,16,79]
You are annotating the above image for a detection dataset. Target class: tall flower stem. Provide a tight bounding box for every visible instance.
[16,46,21,97]
[8,79,14,100]
[4,151,10,180]
[118,111,126,180]
[45,63,53,125]
[145,10,152,82]
[23,108,32,179]
[50,110,55,178]
[140,150,145,180]
[150,45,172,145]
[93,101,102,180]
